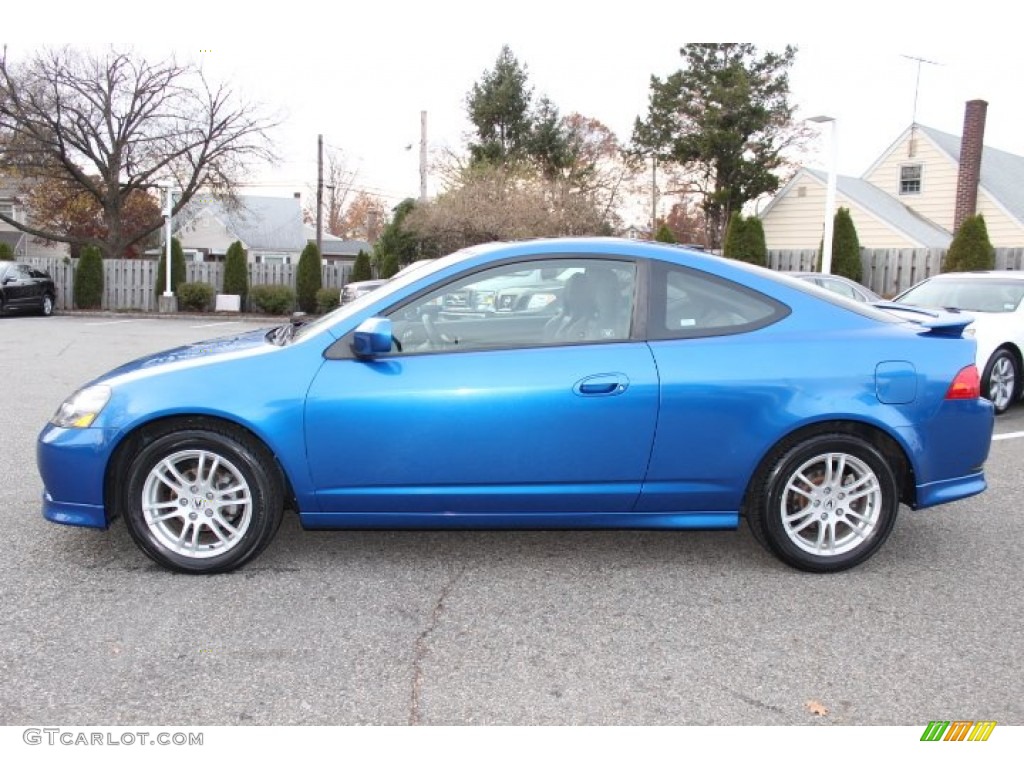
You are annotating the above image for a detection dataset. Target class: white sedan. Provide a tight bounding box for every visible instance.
[894,271,1024,413]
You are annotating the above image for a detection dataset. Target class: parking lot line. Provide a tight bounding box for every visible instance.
[84,319,152,326]
[190,321,242,328]
[992,430,1024,442]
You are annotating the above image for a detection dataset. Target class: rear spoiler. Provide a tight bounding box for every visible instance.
[871,302,975,338]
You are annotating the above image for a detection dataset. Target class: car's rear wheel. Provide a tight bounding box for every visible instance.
[40,294,54,316]
[982,349,1018,414]
[120,425,283,574]
[747,434,899,572]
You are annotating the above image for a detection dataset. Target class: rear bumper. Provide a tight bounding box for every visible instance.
[914,470,987,509]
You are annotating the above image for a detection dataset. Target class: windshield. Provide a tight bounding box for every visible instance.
[289,245,488,342]
[898,278,1024,313]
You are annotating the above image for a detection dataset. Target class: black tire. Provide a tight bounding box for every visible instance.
[747,433,899,573]
[982,349,1018,414]
[40,293,54,316]
[120,424,283,574]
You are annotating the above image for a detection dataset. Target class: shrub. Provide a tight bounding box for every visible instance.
[251,284,295,315]
[351,250,373,282]
[943,214,995,272]
[0,242,13,260]
[379,252,400,279]
[654,223,677,244]
[222,240,249,307]
[154,237,187,298]
[176,282,215,312]
[822,207,862,281]
[74,245,104,309]
[295,242,323,313]
[723,212,766,265]
[315,287,340,314]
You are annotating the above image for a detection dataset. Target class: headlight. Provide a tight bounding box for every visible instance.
[51,385,111,428]
[963,327,976,338]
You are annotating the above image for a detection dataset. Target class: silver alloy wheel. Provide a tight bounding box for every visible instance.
[42,295,53,315]
[780,451,882,557]
[988,355,1016,412]
[141,449,253,559]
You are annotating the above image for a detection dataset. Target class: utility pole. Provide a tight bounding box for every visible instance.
[316,134,324,256]
[651,155,658,238]
[419,110,428,202]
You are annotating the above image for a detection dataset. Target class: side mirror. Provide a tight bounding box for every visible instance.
[351,317,394,358]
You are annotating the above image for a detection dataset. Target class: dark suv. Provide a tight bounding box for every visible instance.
[0,262,57,316]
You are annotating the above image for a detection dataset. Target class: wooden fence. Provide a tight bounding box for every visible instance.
[25,247,1024,310]
[23,257,353,311]
[768,247,1024,298]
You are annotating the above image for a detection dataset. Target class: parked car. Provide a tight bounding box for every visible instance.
[0,261,56,316]
[891,271,1024,413]
[340,279,385,305]
[38,238,993,575]
[339,262,435,305]
[789,272,882,303]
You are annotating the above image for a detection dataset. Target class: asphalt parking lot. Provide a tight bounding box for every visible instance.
[1,314,1022,726]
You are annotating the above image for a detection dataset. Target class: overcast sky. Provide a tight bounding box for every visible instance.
[6,0,1022,221]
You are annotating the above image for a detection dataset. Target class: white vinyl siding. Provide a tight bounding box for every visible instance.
[864,132,958,232]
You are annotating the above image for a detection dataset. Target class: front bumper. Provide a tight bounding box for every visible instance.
[37,423,119,529]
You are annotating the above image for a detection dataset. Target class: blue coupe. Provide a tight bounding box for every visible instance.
[37,238,993,574]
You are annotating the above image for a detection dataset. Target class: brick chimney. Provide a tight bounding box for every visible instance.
[953,99,988,233]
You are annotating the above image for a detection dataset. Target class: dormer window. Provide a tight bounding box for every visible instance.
[900,165,922,195]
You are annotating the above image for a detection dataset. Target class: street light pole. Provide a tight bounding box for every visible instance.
[163,184,173,297]
[807,115,838,275]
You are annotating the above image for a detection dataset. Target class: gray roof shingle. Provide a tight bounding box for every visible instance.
[804,168,953,248]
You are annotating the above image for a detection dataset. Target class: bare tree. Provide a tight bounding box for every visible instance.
[302,149,359,237]
[406,164,610,254]
[0,46,278,257]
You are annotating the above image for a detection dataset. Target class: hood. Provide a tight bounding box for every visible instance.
[95,327,276,385]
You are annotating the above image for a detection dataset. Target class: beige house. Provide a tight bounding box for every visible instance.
[0,180,69,258]
[760,101,1024,250]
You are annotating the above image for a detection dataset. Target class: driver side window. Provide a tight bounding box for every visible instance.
[386,258,636,354]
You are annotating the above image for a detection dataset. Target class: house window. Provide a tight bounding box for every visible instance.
[900,165,922,195]
[0,200,15,222]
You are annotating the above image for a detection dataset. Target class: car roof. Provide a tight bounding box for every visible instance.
[924,271,1024,281]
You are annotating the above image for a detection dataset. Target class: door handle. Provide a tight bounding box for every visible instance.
[573,373,629,397]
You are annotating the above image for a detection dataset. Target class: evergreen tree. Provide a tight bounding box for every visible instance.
[466,45,534,166]
[0,242,13,260]
[943,214,995,272]
[295,241,323,314]
[74,245,104,309]
[374,199,421,266]
[829,207,862,281]
[222,240,249,307]
[154,237,186,298]
[351,250,373,282]
[632,43,798,247]
[654,223,677,243]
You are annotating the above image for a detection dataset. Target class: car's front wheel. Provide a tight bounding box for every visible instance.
[747,434,899,572]
[120,424,283,574]
[982,349,1018,414]
[40,294,54,316]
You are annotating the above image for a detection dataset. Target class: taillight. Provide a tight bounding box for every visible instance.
[946,365,981,400]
